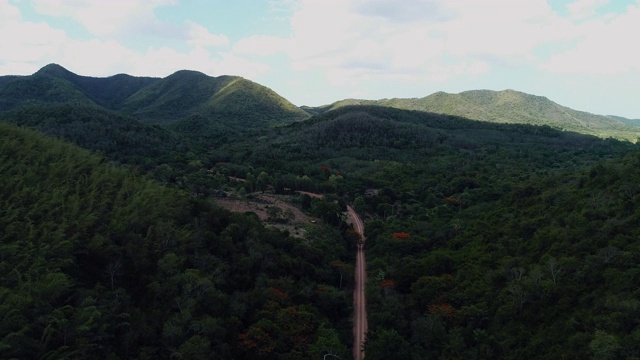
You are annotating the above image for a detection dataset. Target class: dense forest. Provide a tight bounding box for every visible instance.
[0,123,353,359]
[2,64,640,359]
[218,106,640,359]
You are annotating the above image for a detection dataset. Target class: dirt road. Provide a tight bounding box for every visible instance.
[348,205,367,360]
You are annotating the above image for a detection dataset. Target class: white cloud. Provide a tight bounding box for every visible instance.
[0,0,21,22]
[186,21,229,48]
[442,1,562,57]
[233,35,289,56]
[351,0,454,23]
[567,0,610,20]
[266,0,543,85]
[32,0,176,37]
[245,0,639,93]
[0,2,67,72]
[0,1,269,80]
[541,2,640,74]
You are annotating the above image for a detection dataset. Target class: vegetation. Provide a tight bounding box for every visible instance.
[318,89,640,141]
[120,70,309,126]
[0,123,351,359]
[0,64,309,132]
[0,103,181,169]
[2,64,640,358]
[219,105,640,359]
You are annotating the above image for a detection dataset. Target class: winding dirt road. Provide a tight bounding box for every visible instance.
[347,205,367,360]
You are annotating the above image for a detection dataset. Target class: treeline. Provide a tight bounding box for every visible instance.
[0,123,352,359]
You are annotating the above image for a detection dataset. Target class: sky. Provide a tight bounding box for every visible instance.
[1,0,639,118]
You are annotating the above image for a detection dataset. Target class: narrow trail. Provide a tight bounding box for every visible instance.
[347,205,367,360]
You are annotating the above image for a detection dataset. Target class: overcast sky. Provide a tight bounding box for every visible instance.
[1,0,639,117]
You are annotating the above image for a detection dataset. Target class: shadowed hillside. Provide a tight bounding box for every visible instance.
[0,64,310,133]
[319,89,640,140]
[121,69,310,127]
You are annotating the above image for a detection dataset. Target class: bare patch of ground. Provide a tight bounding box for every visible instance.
[213,192,318,238]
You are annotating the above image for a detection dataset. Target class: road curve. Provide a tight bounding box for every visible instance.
[347,205,367,360]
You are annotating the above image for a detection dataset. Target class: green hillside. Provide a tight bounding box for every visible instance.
[0,64,310,134]
[217,105,640,359]
[0,103,180,169]
[0,72,96,110]
[0,122,352,359]
[3,64,640,359]
[608,115,640,127]
[321,89,640,140]
[121,69,310,127]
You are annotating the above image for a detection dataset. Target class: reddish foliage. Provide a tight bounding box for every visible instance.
[239,326,275,356]
[392,232,411,240]
[379,278,395,289]
[444,197,460,204]
[320,166,331,172]
[428,303,455,317]
[265,287,289,303]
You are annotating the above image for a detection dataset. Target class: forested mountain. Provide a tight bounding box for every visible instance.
[0,122,352,359]
[216,104,640,359]
[2,64,640,359]
[0,64,310,132]
[121,70,310,127]
[0,103,181,169]
[319,89,639,140]
[30,63,159,109]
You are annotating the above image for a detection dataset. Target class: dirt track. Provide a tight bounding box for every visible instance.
[218,191,369,357]
[348,205,367,360]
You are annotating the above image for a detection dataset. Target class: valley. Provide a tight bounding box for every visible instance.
[2,64,640,359]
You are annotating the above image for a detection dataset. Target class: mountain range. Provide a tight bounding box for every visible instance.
[313,89,640,140]
[3,64,640,359]
[0,63,309,130]
[1,64,638,141]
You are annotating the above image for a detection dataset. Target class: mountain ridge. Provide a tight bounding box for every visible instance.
[316,89,639,140]
[1,64,638,140]
[0,64,310,130]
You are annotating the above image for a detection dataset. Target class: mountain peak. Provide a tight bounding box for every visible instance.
[34,63,73,78]
[167,69,208,78]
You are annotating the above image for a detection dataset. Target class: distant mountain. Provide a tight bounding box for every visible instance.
[0,68,97,109]
[121,69,310,126]
[0,74,19,88]
[226,104,619,172]
[0,64,310,130]
[319,89,639,140]
[607,115,640,127]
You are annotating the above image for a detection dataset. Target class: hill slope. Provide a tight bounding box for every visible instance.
[0,64,310,131]
[0,103,180,168]
[0,122,352,359]
[122,70,310,127]
[321,89,639,140]
[218,104,640,359]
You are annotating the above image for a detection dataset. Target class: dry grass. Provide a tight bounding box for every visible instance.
[213,192,317,238]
